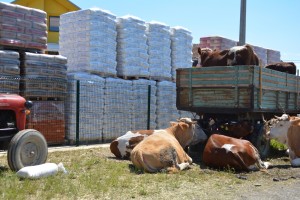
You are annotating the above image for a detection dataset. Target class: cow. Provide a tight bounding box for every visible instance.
[202,134,271,171]
[130,118,207,173]
[227,44,260,66]
[268,114,300,167]
[265,62,296,75]
[198,47,229,67]
[110,130,154,159]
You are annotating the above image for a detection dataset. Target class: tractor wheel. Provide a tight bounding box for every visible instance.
[7,129,48,171]
[249,123,270,159]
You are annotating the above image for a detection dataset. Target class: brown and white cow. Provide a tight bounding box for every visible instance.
[110,130,154,159]
[268,114,300,167]
[130,118,207,173]
[227,44,259,66]
[202,134,270,171]
[265,62,296,75]
[198,47,229,67]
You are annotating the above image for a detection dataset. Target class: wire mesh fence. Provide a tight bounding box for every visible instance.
[0,76,195,146]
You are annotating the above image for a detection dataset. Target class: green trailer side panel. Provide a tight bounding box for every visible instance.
[176,66,300,114]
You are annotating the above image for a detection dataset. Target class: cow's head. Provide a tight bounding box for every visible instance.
[227,45,247,66]
[171,118,207,148]
[227,44,259,66]
[268,114,290,145]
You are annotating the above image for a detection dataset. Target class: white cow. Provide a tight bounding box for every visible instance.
[268,114,300,167]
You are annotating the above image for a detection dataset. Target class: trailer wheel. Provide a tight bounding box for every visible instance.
[7,129,48,171]
[250,124,270,159]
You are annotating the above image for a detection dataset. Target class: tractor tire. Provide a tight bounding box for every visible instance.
[249,123,270,159]
[7,129,48,171]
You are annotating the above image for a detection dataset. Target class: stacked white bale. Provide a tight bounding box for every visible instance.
[65,72,105,143]
[132,79,157,130]
[199,36,237,50]
[116,15,149,78]
[0,2,47,50]
[170,26,193,80]
[59,8,117,75]
[267,49,281,64]
[102,78,133,141]
[20,52,67,98]
[179,110,197,120]
[252,45,268,67]
[146,21,172,80]
[0,50,20,93]
[156,81,180,129]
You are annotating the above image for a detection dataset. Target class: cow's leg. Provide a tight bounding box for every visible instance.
[176,162,191,170]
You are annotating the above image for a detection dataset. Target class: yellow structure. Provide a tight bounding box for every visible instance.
[11,0,80,53]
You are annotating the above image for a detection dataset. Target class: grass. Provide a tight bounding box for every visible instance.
[0,144,299,200]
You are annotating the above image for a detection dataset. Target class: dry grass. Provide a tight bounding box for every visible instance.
[1,146,300,200]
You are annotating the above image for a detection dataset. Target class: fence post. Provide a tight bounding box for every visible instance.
[76,80,80,146]
[147,85,151,130]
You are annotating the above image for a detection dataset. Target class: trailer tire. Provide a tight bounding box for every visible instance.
[7,129,48,171]
[249,124,270,159]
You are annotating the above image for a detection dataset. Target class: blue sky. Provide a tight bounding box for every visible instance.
[3,0,300,65]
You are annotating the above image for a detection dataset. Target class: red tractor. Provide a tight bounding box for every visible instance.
[0,93,48,171]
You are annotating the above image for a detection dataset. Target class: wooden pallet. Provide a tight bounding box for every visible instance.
[25,96,65,101]
[118,75,150,80]
[0,45,44,54]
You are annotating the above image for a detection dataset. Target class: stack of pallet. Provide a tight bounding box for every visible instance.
[199,36,237,50]
[116,15,150,78]
[0,2,68,145]
[146,21,172,80]
[59,8,118,75]
[0,50,20,94]
[0,2,47,51]
[170,26,193,80]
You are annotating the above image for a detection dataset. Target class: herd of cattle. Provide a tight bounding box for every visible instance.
[195,44,296,74]
[109,114,300,173]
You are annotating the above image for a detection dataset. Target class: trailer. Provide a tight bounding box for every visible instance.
[176,65,300,158]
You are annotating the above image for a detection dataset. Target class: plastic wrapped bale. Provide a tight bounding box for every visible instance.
[156,81,180,129]
[60,8,117,75]
[102,78,133,141]
[116,15,149,78]
[132,79,157,130]
[146,21,171,80]
[170,26,193,80]
[65,72,105,144]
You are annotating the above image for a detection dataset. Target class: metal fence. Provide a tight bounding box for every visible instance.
[1,76,195,146]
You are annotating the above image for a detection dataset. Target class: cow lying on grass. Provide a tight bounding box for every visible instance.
[268,114,300,167]
[110,130,153,159]
[203,134,271,171]
[130,118,207,173]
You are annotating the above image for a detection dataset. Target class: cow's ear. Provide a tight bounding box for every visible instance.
[180,123,189,130]
[170,121,177,126]
[198,47,201,55]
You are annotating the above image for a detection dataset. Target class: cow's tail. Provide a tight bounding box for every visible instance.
[251,145,271,169]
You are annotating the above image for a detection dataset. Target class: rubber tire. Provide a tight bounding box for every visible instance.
[250,124,270,159]
[7,129,48,171]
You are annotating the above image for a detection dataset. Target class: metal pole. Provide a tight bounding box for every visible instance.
[147,85,151,130]
[76,80,80,146]
[239,0,247,45]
